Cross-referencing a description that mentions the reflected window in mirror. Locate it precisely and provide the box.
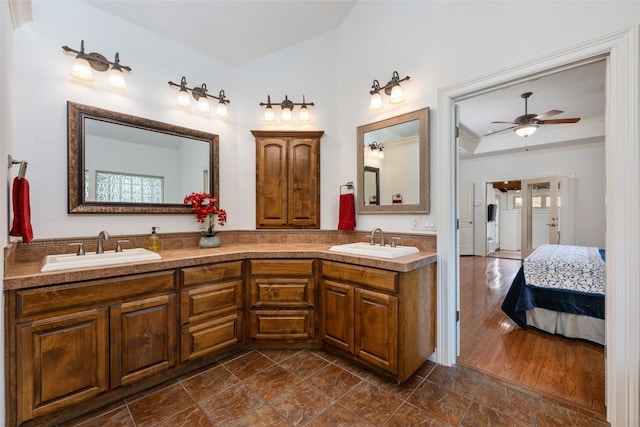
[357,108,429,214]
[68,101,219,214]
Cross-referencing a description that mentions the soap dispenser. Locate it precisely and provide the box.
[149,227,160,252]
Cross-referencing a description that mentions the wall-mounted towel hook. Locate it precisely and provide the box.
[340,181,354,194]
[8,155,28,179]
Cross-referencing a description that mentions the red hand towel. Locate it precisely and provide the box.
[338,193,356,231]
[9,177,34,243]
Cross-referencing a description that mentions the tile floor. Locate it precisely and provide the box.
[61,349,609,427]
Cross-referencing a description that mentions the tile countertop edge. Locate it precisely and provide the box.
[3,244,437,291]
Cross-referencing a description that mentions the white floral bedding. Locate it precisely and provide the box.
[523,244,606,295]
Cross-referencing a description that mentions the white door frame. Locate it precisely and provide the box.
[436,27,639,426]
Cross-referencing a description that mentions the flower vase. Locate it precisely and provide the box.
[199,235,221,248]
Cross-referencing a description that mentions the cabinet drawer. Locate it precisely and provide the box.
[250,309,314,340]
[321,261,397,293]
[16,271,175,320]
[250,278,314,308]
[181,280,243,325]
[182,261,243,286]
[250,259,314,276]
[180,312,242,363]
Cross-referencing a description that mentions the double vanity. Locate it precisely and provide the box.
[3,231,437,427]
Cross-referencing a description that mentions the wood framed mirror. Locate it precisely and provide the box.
[357,107,429,214]
[67,101,219,214]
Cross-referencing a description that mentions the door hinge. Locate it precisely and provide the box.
[456,310,460,322]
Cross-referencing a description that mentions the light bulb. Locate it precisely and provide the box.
[389,84,405,104]
[176,89,191,107]
[281,107,292,122]
[106,67,126,90]
[216,101,228,117]
[69,57,94,81]
[197,96,211,113]
[369,92,383,110]
[299,105,310,122]
[264,106,275,122]
[515,124,538,137]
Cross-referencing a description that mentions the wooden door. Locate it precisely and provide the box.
[288,138,319,228]
[256,138,288,227]
[16,308,109,424]
[320,280,354,353]
[354,288,398,374]
[110,293,176,388]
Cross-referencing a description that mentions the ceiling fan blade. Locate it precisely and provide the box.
[490,121,517,124]
[534,109,563,120]
[484,125,516,136]
[538,117,581,124]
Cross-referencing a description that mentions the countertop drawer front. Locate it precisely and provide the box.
[181,312,242,362]
[250,259,314,276]
[15,271,176,320]
[321,261,397,293]
[181,280,242,324]
[250,278,314,308]
[182,261,243,286]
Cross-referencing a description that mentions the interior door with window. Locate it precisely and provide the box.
[520,176,559,258]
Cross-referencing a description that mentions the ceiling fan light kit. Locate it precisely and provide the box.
[487,91,580,138]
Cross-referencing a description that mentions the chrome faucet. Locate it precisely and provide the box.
[369,227,385,246]
[97,230,110,254]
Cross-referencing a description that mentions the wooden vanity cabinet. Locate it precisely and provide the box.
[320,260,436,383]
[8,271,176,426]
[179,261,243,363]
[248,259,317,345]
[252,130,323,229]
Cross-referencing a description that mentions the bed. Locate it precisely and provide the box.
[501,244,605,345]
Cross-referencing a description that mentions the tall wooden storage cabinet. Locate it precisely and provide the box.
[252,130,323,228]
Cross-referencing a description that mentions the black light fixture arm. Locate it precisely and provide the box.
[259,94,315,109]
[369,70,410,95]
[62,40,132,72]
[168,76,230,104]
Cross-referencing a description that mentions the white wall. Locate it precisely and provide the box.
[8,1,639,240]
[461,142,606,254]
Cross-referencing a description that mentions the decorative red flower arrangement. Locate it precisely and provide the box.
[184,192,227,236]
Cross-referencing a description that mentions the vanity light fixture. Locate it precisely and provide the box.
[368,71,410,110]
[168,77,230,117]
[368,141,384,158]
[62,40,132,89]
[259,95,315,122]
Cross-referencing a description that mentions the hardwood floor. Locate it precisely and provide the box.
[457,256,606,418]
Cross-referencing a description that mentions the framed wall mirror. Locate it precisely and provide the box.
[357,107,429,214]
[68,101,219,214]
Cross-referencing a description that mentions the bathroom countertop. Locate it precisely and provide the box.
[3,243,437,291]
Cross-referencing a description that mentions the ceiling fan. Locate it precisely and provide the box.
[486,91,581,137]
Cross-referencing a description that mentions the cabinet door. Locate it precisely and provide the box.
[256,138,288,227]
[320,280,354,353]
[16,308,109,424]
[354,288,398,374]
[288,138,319,228]
[110,293,176,388]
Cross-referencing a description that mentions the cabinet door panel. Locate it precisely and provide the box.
[256,139,288,227]
[288,139,319,227]
[17,308,108,424]
[354,289,398,374]
[320,280,354,353]
[111,293,176,388]
[181,312,242,362]
[250,278,314,308]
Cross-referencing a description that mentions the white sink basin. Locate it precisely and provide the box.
[40,248,161,272]
[329,242,419,259]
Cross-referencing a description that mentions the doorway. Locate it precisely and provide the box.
[436,29,639,425]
